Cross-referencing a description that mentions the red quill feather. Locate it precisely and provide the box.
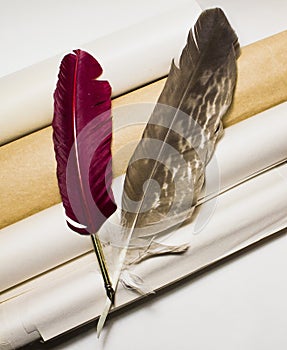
[52,49,116,235]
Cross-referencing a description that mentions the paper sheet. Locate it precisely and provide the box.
[1,102,287,294]
[0,2,201,145]
[1,163,287,348]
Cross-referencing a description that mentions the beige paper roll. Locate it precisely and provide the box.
[0,2,201,145]
[1,31,287,229]
[223,30,287,126]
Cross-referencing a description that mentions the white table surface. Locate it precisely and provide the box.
[2,1,286,349]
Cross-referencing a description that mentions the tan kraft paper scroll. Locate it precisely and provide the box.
[1,31,287,229]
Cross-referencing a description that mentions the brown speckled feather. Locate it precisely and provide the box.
[121,8,240,244]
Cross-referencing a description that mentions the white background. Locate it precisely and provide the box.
[1,0,287,349]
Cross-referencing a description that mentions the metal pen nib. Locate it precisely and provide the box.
[91,234,115,304]
[105,283,115,305]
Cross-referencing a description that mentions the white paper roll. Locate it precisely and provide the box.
[1,163,287,348]
[1,102,287,295]
[0,2,201,145]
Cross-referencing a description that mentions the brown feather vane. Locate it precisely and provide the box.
[121,8,240,245]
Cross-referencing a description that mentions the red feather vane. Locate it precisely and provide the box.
[52,49,116,235]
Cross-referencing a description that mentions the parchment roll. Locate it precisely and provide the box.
[1,31,287,230]
[0,3,201,146]
[223,30,287,126]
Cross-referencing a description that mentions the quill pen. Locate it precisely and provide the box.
[97,8,240,334]
[52,49,117,302]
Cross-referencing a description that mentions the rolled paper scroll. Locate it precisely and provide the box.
[0,3,201,146]
[1,102,287,294]
[223,30,287,126]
